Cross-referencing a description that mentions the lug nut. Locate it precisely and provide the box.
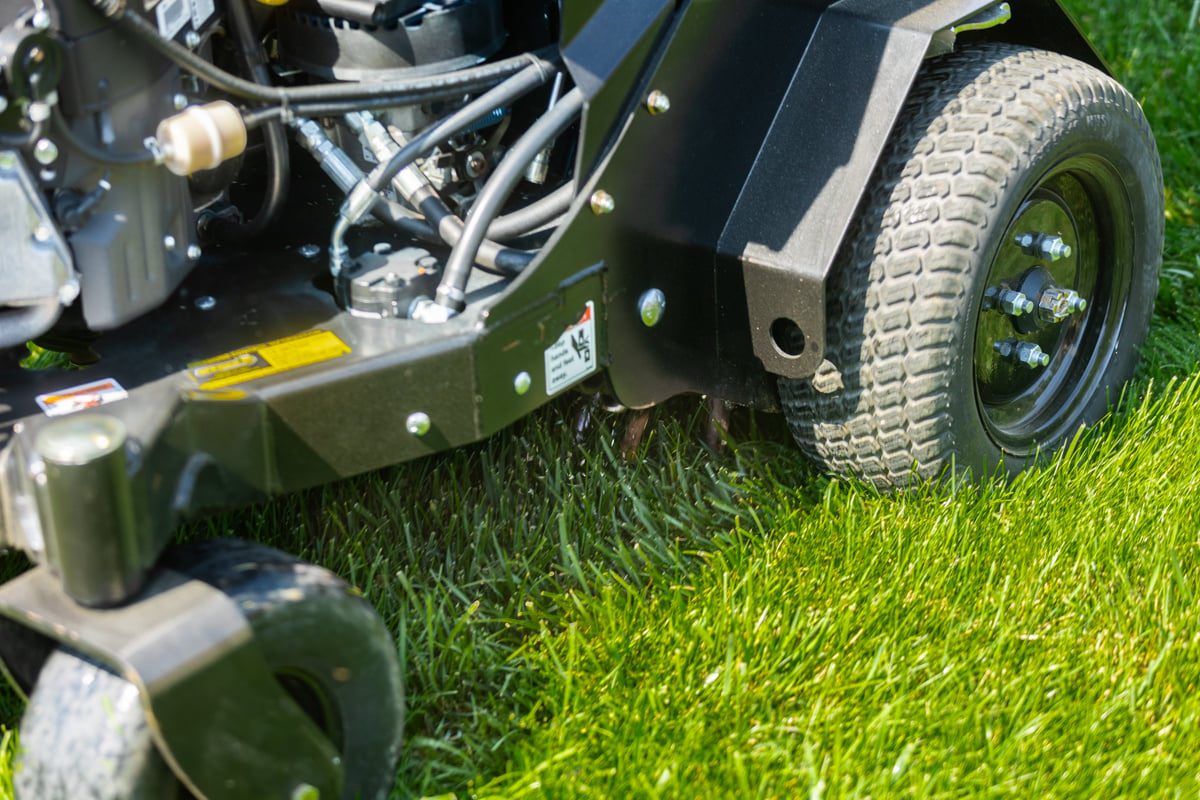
[1039,236,1072,262]
[990,288,1034,318]
[1015,232,1073,262]
[994,339,1050,369]
[1037,287,1088,324]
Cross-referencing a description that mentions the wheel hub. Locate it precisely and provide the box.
[972,159,1131,455]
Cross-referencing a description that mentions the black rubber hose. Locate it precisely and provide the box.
[206,0,288,241]
[364,62,557,195]
[50,108,154,165]
[111,6,558,107]
[436,88,584,309]
[410,186,534,275]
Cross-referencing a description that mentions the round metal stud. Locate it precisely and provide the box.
[645,90,672,115]
[514,371,532,396]
[406,412,431,436]
[589,191,615,216]
[638,289,667,327]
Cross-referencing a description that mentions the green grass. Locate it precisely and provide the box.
[3,0,1200,797]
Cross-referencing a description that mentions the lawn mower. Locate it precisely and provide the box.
[0,0,1163,796]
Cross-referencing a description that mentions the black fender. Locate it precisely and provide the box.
[720,0,1107,380]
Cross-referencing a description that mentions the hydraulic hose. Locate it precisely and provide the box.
[328,66,553,276]
[435,87,585,311]
[108,5,558,108]
[343,113,536,274]
[487,182,573,241]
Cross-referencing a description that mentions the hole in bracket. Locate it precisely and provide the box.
[770,318,806,358]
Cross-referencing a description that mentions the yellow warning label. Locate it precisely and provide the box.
[188,330,351,390]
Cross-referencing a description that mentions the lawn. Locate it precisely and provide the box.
[3,0,1200,798]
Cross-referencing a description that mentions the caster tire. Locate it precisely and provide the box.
[780,44,1163,489]
[14,540,404,800]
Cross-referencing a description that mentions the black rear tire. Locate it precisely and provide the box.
[780,44,1163,489]
[14,540,404,800]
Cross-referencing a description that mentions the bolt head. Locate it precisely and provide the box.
[514,371,532,396]
[645,90,671,115]
[465,151,488,179]
[31,9,51,30]
[638,289,667,327]
[589,190,615,216]
[187,244,202,261]
[298,244,321,259]
[32,138,58,165]
[0,152,18,171]
[33,224,52,242]
[172,93,189,111]
[184,30,201,49]
[194,295,216,311]
[58,280,79,305]
[406,412,432,436]
[163,234,177,250]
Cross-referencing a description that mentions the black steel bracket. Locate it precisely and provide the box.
[721,0,1103,380]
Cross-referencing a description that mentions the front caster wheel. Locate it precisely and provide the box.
[14,540,404,800]
[781,44,1163,488]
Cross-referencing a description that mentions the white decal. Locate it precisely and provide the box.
[36,378,129,417]
[544,301,597,395]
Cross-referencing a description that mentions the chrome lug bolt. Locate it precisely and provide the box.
[1015,232,1073,262]
[991,288,1034,318]
[1038,235,1073,262]
[994,338,1050,369]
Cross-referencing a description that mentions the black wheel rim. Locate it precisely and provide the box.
[973,154,1134,454]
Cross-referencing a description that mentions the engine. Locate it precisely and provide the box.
[0,0,569,351]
